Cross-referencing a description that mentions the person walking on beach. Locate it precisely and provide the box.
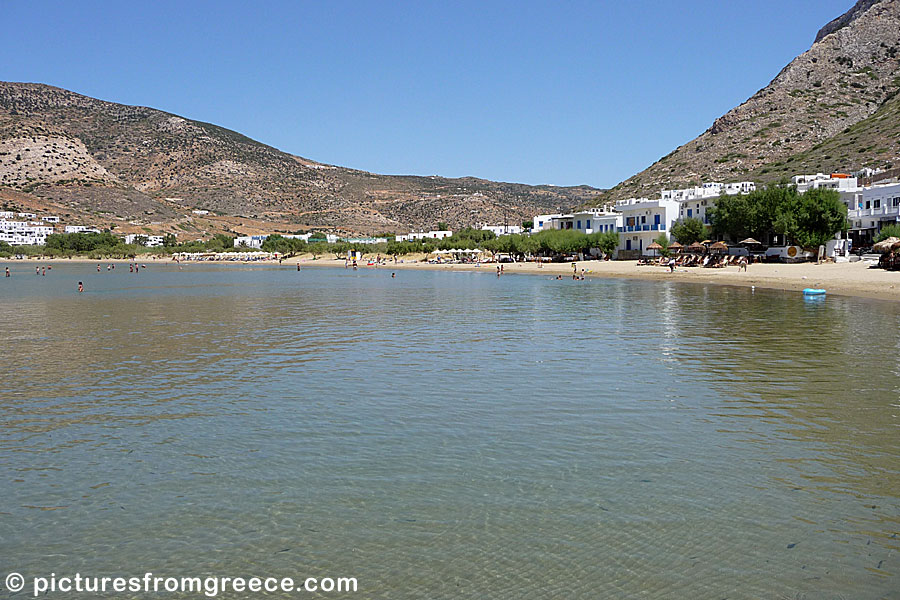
[668,257,676,273]
[739,256,748,272]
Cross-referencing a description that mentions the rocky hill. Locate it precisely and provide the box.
[602,0,900,203]
[0,83,601,233]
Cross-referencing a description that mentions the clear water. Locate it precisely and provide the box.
[1,263,898,599]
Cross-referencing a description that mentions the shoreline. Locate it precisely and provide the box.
[297,257,900,302]
[4,254,898,302]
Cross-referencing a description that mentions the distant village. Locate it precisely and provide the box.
[2,169,898,262]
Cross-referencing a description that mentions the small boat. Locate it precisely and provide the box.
[802,288,826,295]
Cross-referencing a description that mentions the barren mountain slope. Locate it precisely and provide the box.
[0,83,600,232]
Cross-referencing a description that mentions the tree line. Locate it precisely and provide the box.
[671,184,848,248]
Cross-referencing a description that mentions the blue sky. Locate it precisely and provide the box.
[2,0,852,188]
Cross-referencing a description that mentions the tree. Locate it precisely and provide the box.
[875,224,900,242]
[774,187,848,249]
[587,230,619,259]
[521,220,533,231]
[670,217,705,244]
[437,222,449,231]
[708,183,799,243]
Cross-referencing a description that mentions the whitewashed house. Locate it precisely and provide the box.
[395,230,452,242]
[615,198,680,254]
[845,182,900,244]
[480,224,523,236]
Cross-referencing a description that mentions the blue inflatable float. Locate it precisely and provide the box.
[802,288,826,295]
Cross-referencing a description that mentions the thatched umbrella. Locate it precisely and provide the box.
[739,238,761,245]
[873,236,900,253]
[646,241,663,256]
[687,242,706,253]
[668,241,683,253]
[709,241,729,253]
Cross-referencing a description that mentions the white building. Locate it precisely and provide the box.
[480,224,523,236]
[123,234,166,247]
[64,225,100,234]
[395,230,452,242]
[533,209,621,235]
[531,214,564,232]
[343,237,388,244]
[41,215,60,223]
[791,173,858,193]
[0,220,55,245]
[663,182,756,224]
[234,235,269,249]
[845,181,900,244]
[192,209,210,215]
[615,198,680,254]
[17,212,36,219]
[0,211,15,219]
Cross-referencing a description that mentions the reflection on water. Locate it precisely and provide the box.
[1,263,898,599]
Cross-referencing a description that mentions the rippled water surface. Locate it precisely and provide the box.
[1,263,899,599]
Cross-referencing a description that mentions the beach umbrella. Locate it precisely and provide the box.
[739,238,761,245]
[668,241,683,253]
[646,241,663,257]
[701,239,713,245]
[709,241,729,251]
[873,237,900,253]
[687,242,706,253]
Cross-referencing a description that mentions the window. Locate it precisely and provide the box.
[687,209,693,218]
[892,197,900,207]
[576,220,581,229]
[538,220,543,227]
[586,220,591,229]
[866,201,871,209]
[641,216,646,224]
[874,200,881,208]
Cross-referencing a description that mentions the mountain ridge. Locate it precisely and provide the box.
[0,81,601,234]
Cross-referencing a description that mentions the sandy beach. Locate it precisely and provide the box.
[297,256,900,301]
[6,254,898,301]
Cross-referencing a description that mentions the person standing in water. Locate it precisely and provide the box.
[5,267,9,277]
[77,281,84,293]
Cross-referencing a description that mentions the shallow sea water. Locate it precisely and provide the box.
[1,263,898,598]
